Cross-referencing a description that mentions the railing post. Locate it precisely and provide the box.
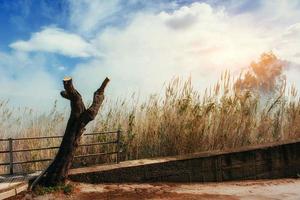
[116,129,121,164]
[8,138,14,175]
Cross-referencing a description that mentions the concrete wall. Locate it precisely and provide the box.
[69,139,300,183]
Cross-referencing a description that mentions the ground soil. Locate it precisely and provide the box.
[10,178,300,200]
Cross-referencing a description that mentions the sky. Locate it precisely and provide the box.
[0,0,300,111]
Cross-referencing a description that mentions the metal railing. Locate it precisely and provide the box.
[0,130,122,175]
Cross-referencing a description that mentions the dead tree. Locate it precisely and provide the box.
[32,77,110,188]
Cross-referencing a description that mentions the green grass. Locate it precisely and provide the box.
[34,183,74,195]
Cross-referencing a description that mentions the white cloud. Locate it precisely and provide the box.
[161,3,216,30]
[275,23,300,64]
[255,1,300,26]
[10,27,96,58]
[0,51,62,110]
[3,1,300,110]
[68,0,121,35]
[68,2,300,100]
[70,3,267,97]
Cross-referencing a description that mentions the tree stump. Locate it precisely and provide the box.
[32,77,110,188]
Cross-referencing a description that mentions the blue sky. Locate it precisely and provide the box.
[0,0,300,110]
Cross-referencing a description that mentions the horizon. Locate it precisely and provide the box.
[0,0,300,111]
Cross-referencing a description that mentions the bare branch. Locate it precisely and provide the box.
[62,77,77,98]
[84,77,110,122]
[97,77,110,93]
[61,76,85,115]
[60,91,70,100]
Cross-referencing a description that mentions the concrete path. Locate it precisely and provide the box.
[0,172,39,200]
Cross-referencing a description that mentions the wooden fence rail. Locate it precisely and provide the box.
[0,130,122,175]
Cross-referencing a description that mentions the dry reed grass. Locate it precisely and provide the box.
[1,53,300,174]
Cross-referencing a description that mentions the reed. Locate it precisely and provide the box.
[1,53,300,174]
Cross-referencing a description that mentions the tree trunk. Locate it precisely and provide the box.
[33,77,109,187]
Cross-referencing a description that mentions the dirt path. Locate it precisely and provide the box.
[12,178,300,200]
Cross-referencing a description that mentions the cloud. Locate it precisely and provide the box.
[68,0,121,35]
[3,1,300,110]
[0,51,62,110]
[68,2,300,100]
[275,23,300,64]
[10,27,96,58]
[70,2,271,97]
[161,3,215,30]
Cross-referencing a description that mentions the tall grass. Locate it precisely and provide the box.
[94,72,300,161]
[1,70,300,174]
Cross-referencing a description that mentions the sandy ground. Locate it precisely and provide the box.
[12,178,300,200]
